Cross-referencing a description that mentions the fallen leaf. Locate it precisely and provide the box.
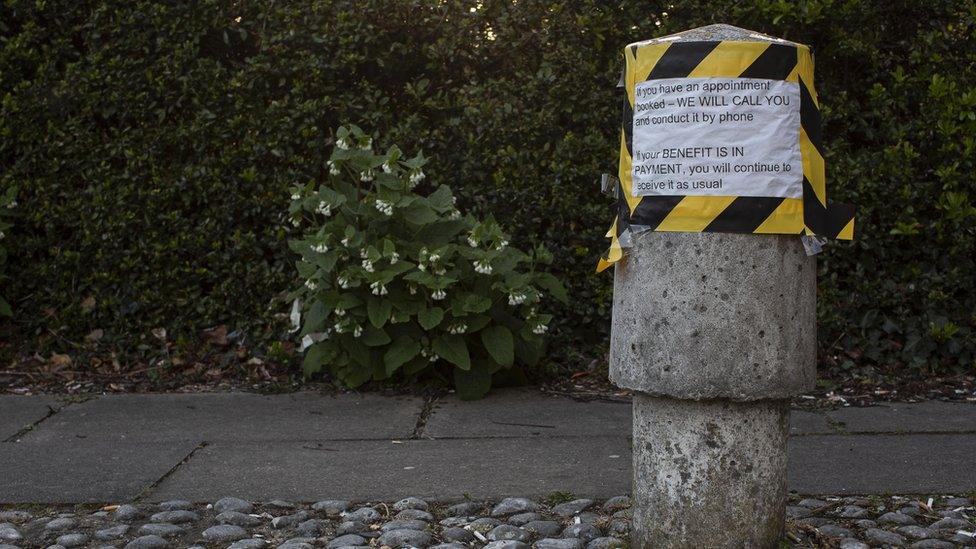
[81,296,96,313]
[202,325,229,346]
[151,327,167,341]
[48,353,72,369]
[85,329,104,343]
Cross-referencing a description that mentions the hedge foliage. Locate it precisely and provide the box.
[1,0,974,375]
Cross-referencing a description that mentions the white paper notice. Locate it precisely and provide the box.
[631,77,802,198]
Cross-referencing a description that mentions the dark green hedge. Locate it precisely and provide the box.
[1,0,973,375]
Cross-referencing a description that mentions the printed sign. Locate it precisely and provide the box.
[631,78,801,199]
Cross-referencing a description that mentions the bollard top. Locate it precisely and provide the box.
[630,23,802,46]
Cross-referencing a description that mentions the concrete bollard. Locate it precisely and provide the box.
[609,26,817,549]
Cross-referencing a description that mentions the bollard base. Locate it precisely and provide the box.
[632,394,790,549]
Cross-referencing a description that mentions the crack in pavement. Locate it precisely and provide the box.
[2,401,70,443]
[134,440,208,502]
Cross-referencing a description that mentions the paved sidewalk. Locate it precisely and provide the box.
[1,390,974,503]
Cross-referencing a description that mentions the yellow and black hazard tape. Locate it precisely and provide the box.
[598,39,855,272]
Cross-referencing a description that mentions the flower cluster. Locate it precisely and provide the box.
[473,260,493,275]
[374,199,394,216]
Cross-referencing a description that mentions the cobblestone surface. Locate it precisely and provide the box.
[0,494,972,548]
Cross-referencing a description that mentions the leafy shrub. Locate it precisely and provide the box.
[289,126,566,398]
[0,186,15,316]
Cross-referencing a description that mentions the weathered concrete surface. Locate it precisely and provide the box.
[149,437,632,502]
[424,388,631,438]
[826,400,976,434]
[21,392,422,442]
[0,438,199,503]
[789,433,976,494]
[610,231,816,400]
[0,395,60,440]
[633,395,789,548]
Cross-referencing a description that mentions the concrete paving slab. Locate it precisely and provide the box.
[151,432,976,502]
[23,392,422,443]
[827,401,976,434]
[788,433,976,494]
[789,410,834,435]
[0,395,60,440]
[0,438,199,503]
[425,390,835,438]
[425,389,632,438]
[149,437,633,502]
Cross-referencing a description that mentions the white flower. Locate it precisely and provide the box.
[374,199,393,216]
[452,196,457,205]
[289,299,301,333]
[409,285,418,295]
[448,323,468,335]
[291,217,301,227]
[6,200,15,209]
[449,209,461,220]
[428,253,440,263]
[341,236,350,246]
[382,162,394,174]
[337,276,350,289]
[334,308,346,317]
[333,322,345,333]
[316,201,332,216]
[327,160,340,176]
[474,260,493,275]
[312,243,329,253]
[361,138,372,151]
[432,289,446,301]
[418,263,427,272]
[532,323,549,335]
[359,247,368,258]
[467,236,478,247]
[353,324,363,337]
[304,279,318,291]
[421,349,439,362]
[433,266,446,276]
[390,252,399,264]
[370,281,388,296]
[0,231,4,240]
[336,137,350,150]
[290,192,302,200]
[360,169,374,182]
[409,170,425,187]
[362,259,375,273]
[496,239,509,249]
[508,292,527,306]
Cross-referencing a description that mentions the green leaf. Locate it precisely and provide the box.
[300,300,328,336]
[463,294,492,313]
[418,307,444,330]
[303,342,335,376]
[427,185,454,212]
[415,219,469,244]
[514,335,543,366]
[345,336,371,369]
[433,335,470,370]
[367,299,393,328]
[384,336,421,375]
[400,202,438,225]
[453,362,492,400]
[0,297,10,317]
[481,325,514,366]
[362,326,391,346]
[535,272,569,303]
